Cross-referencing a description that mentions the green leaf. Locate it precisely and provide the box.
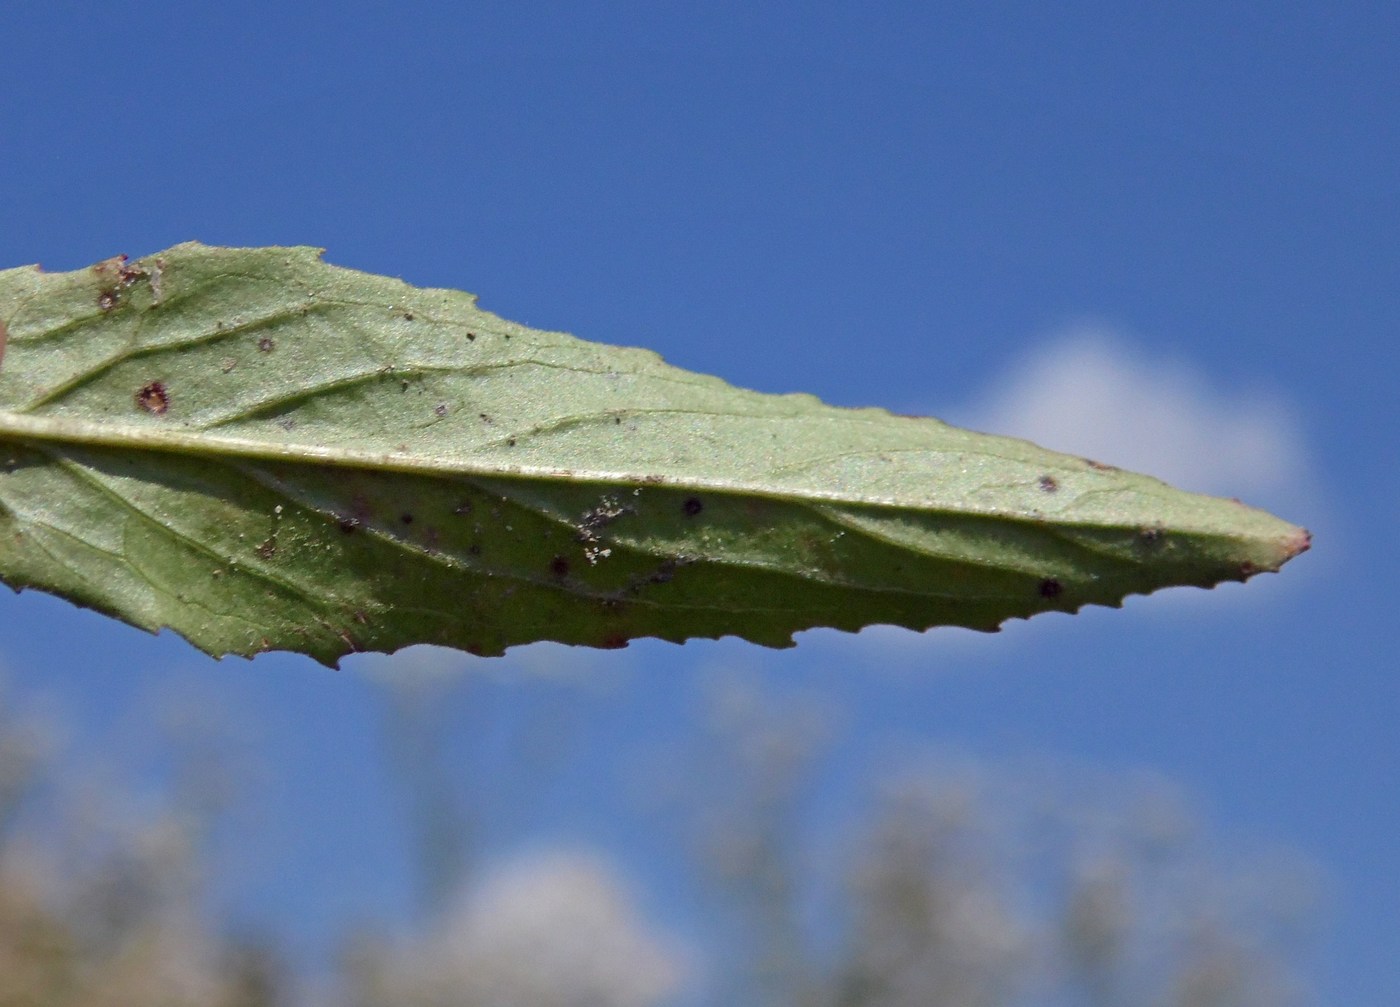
[0,244,1309,666]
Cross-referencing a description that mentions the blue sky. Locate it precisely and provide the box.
[1,3,1396,1002]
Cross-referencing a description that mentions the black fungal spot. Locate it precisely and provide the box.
[403,311,415,321]
[399,512,414,525]
[682,497,704,517]
[1138,526,1163,546]
[503,333,512,340]
[550,555,571,577]
[479,413,492,423]
[98,290,119,312]
[614,416,622,425]
[1038,577,1063,599]
[507,438,517,447]
[135,382,170,415]
[1038,475,1059,493]
[338,517,360,534]
[434,403,449,417]
[257,336,275,352]
[466,332,476,341]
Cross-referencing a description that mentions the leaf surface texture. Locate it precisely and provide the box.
[0,245,1309,665]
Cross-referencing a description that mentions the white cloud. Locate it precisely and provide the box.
[949,327,1309,507]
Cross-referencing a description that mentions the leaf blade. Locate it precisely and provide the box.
[0,244,1309,665]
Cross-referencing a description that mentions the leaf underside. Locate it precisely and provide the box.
[0,245,1309,666]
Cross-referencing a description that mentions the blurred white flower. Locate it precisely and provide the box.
[389,850,685,1007]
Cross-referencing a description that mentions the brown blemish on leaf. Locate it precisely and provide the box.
[255,539,277,560]
[598,633,629,650]
[1038,577,1063,598]
[1038,475,1058,493]
[135,382,170,415]
[1138,526,1164,546]
[550,555,571,577]
[466,332,476,341]
[1083,458,1117,472]
[1285,528,1313,558]
[682,496,704,517]
[507,438,517,447]
[337,517,360,534]
[98,289,119,312]
[257,336,275,352]
[399,512,414,525]
[434,403,449,417]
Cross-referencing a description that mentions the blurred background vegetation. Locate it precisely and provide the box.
[0,655,1322,1007]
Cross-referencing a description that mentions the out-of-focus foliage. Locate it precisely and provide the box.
[0,702,280,1007]
[0,675,1320,1007]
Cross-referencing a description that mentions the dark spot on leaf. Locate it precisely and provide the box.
[403,310,415,321]
[338,517,360,534]
[1084,458,1117,472]
[479,413,492,423]
[1138,526,1163,546]
[468,543,482,556]
[507,438,516,447]
[278,418,296,431]
[1038,475,1058,493]
[504,333,512,340]
[598,634,629,650]
[453,500,474,516]
[550,555,571,577]
[434,403,448,417]
[399,512,414,525]
[255,539,277,560]
[1239,561,1259,578]
[98,289,119,312]
[135,382,170,415]
[682,497,704,517]
[257,336,275,352]
[1038,577,1063,599]
[614,416,622,424]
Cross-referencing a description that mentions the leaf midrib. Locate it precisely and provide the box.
[0,410,1010,511]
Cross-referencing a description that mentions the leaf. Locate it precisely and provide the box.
[0,244,1309,666]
